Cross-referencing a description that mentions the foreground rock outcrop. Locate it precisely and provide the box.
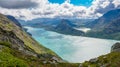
[80,42,120,67]
[111,42,120,52]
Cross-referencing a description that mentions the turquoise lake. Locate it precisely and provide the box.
[25,26,119,63]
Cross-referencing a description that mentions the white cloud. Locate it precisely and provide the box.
[0,0,120,20]
[0,0,38,9]
[112,0,120,8]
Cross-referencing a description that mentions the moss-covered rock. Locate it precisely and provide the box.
[81,46,120,67]
[111,43,120,52]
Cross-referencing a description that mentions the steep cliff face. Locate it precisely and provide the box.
[0,13,59,56]
[0,14,64,66]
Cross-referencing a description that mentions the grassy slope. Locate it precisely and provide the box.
[81,52,120,67]
[0,14,57,56]
[0,42,79,67]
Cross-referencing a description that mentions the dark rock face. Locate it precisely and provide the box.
[111,43,120,52]
[89,58,98,63]
[104,18,120,34]
[7,15,32,36]
[0,27,37,56]
[6,15,22,28]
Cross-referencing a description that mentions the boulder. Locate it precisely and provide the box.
[111,42,120,52]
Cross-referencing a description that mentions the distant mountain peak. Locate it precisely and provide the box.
[102,9,120,20]
[60,19,77,27]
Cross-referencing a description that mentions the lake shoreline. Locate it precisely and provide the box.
[24,26,119,63]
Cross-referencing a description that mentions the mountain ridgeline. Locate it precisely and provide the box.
[6,15,22,28]
[87,9,120,30]
[20,18,85,36]
[86,9,120,40]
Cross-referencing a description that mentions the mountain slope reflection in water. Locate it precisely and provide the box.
[24,26,119,63]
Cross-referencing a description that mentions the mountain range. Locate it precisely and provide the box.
[85,9,120,40]
[19,9,120,40]
[19,18,87,36]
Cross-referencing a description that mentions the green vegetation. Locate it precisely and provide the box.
[0,42,28,67]
[0,41,11,48]
[81,52,120,67]
[0,52,28,67]
[0,14,80,67]
[0,42,79,67]
[0,14,58,56]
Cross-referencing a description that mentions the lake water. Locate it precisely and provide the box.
[24,26,119,63]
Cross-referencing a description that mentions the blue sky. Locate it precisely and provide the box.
[48,0,65,4]
[48,0,93,7]
[70,0,93,6]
